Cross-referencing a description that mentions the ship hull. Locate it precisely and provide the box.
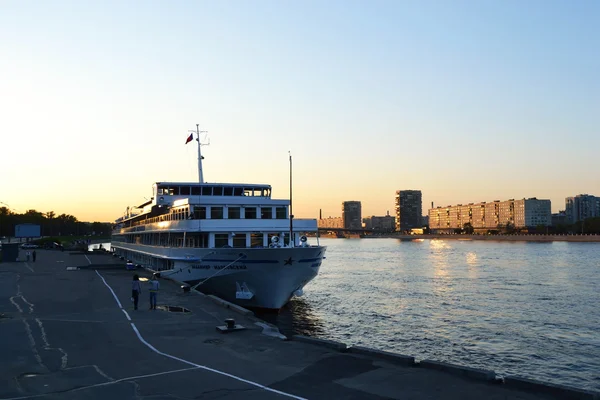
[111,243,326,310]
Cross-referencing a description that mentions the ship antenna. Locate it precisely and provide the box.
[289,151,294,247]
[191,124,208,183]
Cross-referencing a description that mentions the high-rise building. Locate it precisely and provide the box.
[342,201,362,230]
[565,194,600,224]
[395,190,422,232]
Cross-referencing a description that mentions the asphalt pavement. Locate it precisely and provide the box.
[0,249,596,400]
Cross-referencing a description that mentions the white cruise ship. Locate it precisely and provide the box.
[111,126,326,310]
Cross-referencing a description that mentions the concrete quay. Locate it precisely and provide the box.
[1,249,598,400]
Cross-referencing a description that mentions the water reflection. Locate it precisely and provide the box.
[466,251,479,278]
[255,297,325,337]
[430,239,451,278]
[466,251,478,266]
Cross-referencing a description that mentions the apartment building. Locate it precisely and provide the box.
[395,190,422,232]
[318,216,344,229]
[565,194,600,224]
[342,201,362,230]
[429,198,551,232]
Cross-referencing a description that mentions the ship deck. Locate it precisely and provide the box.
[0,249,596,400]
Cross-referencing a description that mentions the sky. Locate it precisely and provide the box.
[0,0,598,222]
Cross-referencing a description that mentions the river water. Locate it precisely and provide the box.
[260,238,600,392]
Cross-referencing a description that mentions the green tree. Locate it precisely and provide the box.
[45,211,56,236]
[0,206,10,237]
[504,222,516,234]
[463,222,474,234]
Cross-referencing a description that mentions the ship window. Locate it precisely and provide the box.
[157,187,166,195]
[194,207,206,219]
[180,187,190,195]
[224,187,233,196]
[234,187,243,196]
[245,207,257,219]
[244,188,253,196]
[276,207,287,219]
[251,233,263,247]
[261,207,273,219]
[214,234,228,248]
[171,187,179,195]
[213,186,223,196]
[191,187,201,195]
[232,234,246,248]
[228,207,241,219]
[211,207,224,219]
[201,187,211,195]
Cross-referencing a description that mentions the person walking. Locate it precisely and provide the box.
[32,250,37,262]
[149,274,160,310]
[131,274,142,310]
[26,251,31,262]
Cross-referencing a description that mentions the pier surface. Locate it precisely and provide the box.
[1,250,597,400]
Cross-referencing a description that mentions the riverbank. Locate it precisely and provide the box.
[363,234,600,242]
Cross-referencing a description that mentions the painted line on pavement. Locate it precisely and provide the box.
[121,309,131,321]
[95,270,123,309]
[94,270,306,400]
[1,366,201,400]
[24,263,34,272]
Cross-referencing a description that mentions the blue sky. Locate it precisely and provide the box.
[1,1,598,221]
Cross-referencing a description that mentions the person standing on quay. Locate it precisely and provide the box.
[131,274,142,310]
[32,250,36,262]
[26,251,31,262]
[149,274,160,310]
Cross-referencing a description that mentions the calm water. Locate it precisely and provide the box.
[261,238,600,392]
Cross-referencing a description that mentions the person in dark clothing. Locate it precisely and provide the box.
[131,274,142,310]
[32,251,36,262]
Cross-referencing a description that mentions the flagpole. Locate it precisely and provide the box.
[289,151,293,247]
[196,124,204,183]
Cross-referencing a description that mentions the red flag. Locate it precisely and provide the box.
[185,133,193,144]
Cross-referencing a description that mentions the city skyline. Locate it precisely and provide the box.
[1,1,598,223]
[318,192,595,220]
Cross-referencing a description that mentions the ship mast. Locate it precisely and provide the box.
[195,124,207,183]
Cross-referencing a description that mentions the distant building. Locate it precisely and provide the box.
[428,198,551,232]
[551,210,567,226]
[422,215,429,227]
[342,201,362,230]
[363,211,395,232]
[318,216,344,229]
[395,190,422,232]
[565,194,600,224]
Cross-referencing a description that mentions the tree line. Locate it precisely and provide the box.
[0,207,112,238]
[459,217,600,235]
